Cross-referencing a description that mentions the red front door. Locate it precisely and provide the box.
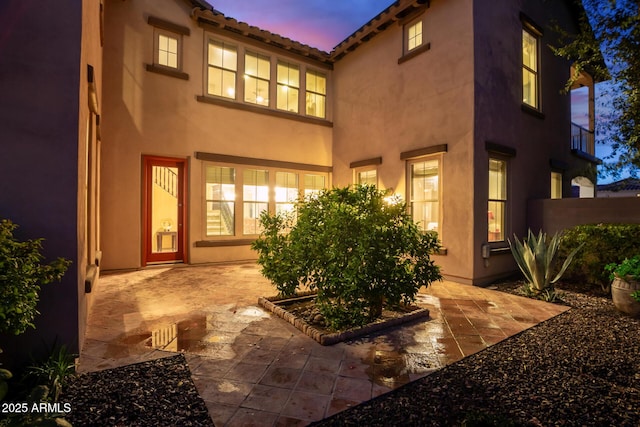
[142,156,187,265]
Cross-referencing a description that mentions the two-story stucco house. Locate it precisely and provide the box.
[100,0,599,285]
[0,0,600,366]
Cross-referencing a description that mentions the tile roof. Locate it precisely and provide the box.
[597,178,640,192]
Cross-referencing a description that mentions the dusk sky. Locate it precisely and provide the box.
[210,0,393,52]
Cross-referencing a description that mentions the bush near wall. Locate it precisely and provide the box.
[559,224,640,292]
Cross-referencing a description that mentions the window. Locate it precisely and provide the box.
[244,51,270,106]
[204,164,328,238]
[205,166,236,236]
[277,61,300,113]
[148,16,190,77]
[304,174,325,198]
[208,40,237,99]
[243,169,269,235]
[275,172,298,216]
[551,172,562,199]
[306,70,326,118]
[522,28,539,109]
[356,169,377,186]
[409,159,440,232]
[407,20,423,51]
[488,158,507,242]
[157,33,179,69]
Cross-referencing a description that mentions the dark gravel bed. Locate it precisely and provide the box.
[61,354,213,427]
[312,286,640,427]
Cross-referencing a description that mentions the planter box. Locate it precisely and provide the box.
[258,292,430,345]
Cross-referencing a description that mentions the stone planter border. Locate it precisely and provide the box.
[258,292,430,345]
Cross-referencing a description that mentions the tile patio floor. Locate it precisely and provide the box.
[78,262,568,426]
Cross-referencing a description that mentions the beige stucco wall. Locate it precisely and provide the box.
[77,0,104,352]
[102,0,332,270]
[332,0,476,282]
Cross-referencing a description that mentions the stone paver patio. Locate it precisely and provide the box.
[78,262,568,426]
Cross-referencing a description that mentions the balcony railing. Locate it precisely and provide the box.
[571,122,595,156]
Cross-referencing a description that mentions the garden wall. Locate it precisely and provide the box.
[528,197,640,235]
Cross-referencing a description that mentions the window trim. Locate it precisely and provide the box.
[305,69,327,119]
[488,156,508,244]
[244,50,271,106]
[406,154,443,235]
[202,32,332,121]
[206,38,239,100]
[521,23,541,111]
[146,17,190,79]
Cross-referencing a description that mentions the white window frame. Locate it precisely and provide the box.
[407,155,442,234]
[276,61,300,113]
[244,50,271,106]
[154,28,181,70]
[305,69,327,119]
[207,38,238,100]
[405,18,424,53]
[522,26,541,110]
[488,157,508,243]
[354,167,378,187]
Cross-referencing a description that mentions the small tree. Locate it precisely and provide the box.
[252,185,442,330]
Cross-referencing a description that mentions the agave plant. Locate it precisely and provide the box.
[508,229,583,294]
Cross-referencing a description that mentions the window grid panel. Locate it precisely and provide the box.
[488,158,507,242]
[304,174,325,197]
[158,34,179,68]
[208,40,237,99]
[410,160,439,232]
[275,172,299,216]
[243,169,269,235]
[277,62,300,112]
[357,170,377,186]
[244,52,270,105]
[205,166,236,236]
[522,29,539,108]
[408,21,423,51]
[306,70,327,118]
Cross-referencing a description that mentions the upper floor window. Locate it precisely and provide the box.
[306,70,326,118]
[147,16,190,79]
[522,28,540,109]
[207,40,237,99]
[157,33,179,69]
[409,158,440,233]
[488,158,507,242]
[407,20,423,51]
[244,51,270,106]
[277,61,300,113]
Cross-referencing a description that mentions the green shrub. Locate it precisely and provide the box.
[559,224,640,292]
[0,219,71,336]
[252,185,442,330]
[508,229,582,297]
[604,255,640,281]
